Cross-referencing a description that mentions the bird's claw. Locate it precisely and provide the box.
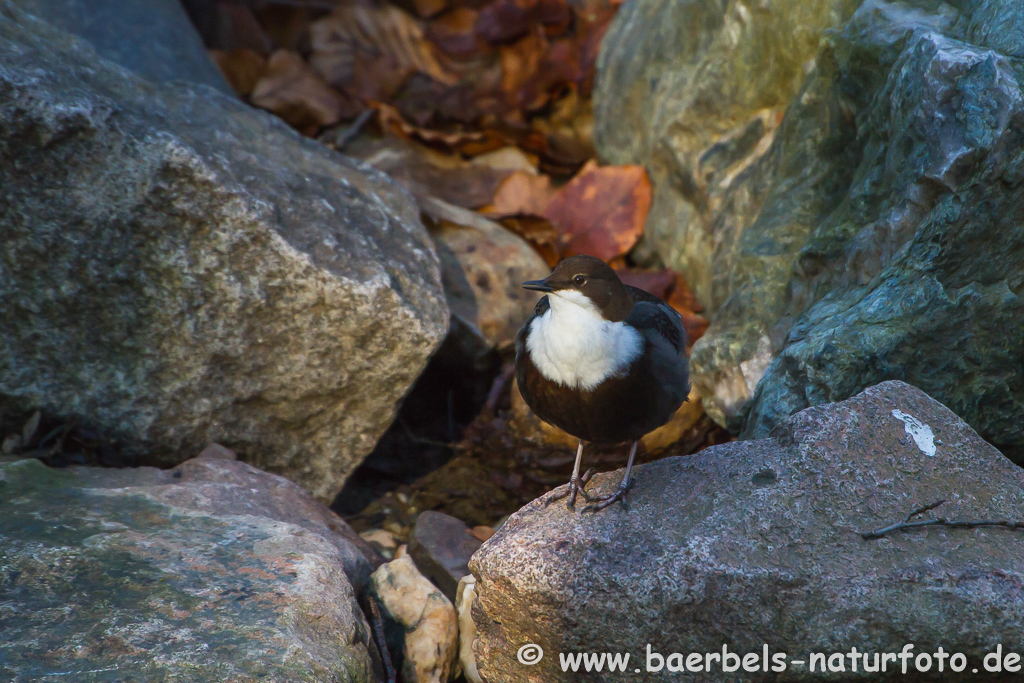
[545,468,597,510]
[582,476,634,513]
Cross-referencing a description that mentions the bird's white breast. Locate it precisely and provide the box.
[526,291,643,391]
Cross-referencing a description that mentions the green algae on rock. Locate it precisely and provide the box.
[595,0,1024,456]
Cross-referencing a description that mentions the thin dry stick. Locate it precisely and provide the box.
[862,499,1024,540]
[368,597,397,683]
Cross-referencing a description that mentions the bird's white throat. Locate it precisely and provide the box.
[526,290,643,391]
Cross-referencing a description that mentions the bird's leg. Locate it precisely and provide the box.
[583,441,639,513]
[545,440,597,509]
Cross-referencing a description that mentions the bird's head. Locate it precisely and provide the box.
[522,255,633,322]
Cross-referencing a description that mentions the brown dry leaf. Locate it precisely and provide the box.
[484,170,554,217]
[349,136,511,209]
[497,215,561,267]
[209,2,274,54]
[309,4,457,102]
[425,7,484,58]
[210,48,267,97]
[471,146,538,174]
[251,50,359,135]
[373,102,510,155]
[499,27,551,114]
[254,5,313,52]
[468,525,496,542]
[475,0,571,43]
[541,163,652,261]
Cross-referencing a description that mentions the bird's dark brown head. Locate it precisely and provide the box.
[522,255,633,321]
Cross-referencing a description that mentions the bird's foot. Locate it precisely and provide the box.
[582,476,634,513]
[544,468,597,510]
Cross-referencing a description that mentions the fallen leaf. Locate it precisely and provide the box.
[255,5,313,52]
[484,170,554,217]
[209,48,267,97]
[309,4,457,104]
[208,2,274,54]
[410,0,448,19]
[499,27,550,113]
[373,102,510,155]
[475,0,571,43]
[497,215,561,267]
[349,136,511,209]
[251,50,359,134]
[542,163,651,261]
[468,525,496,541]
[471,146,539,174]
[425,7,484,58]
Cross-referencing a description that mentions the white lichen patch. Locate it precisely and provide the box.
[891,409,936,457]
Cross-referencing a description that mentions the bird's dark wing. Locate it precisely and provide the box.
[532,294,550,317]
[625,289,687,356]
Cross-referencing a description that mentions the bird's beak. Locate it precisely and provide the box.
[522,278,554,292]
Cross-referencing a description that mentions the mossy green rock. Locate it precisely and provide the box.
[0,458,380,682]
[595,1,1024,457]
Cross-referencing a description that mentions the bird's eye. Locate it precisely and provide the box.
[573,274,586,285]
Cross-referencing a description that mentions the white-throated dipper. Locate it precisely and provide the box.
[515,255,690,512]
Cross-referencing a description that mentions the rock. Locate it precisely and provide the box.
[10,0,231,92]
[0,457,382,682]
[470,381,1024,682]
[0,4,449,501]
[371,548,460,683]
[596,0,1024,457]
[196,442,237,461]
[455,575,482,683]
[361,528,400,560]
[423,198,547,356]
[409,510,484,600]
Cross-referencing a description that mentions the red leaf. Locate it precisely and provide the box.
[541,163,651,261]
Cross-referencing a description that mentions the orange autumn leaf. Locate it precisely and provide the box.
[484,170,554,217]
[542,163,651,261]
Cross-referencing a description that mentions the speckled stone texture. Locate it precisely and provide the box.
[0,4,449,501]
[595,0,1024,459]
[0,457,383,682]
[470,381,1024,682]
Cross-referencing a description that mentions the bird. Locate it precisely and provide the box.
[514,255,690,512]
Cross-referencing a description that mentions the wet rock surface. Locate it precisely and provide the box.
[409,510,483,600]
[0,457,382,682]
[0,4,449,501]
[595,0,1024,457]
[10,0,230,91]
[469,381,1024,682]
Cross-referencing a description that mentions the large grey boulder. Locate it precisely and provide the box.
[10,0,231,92]
[470,381,1024,682]
[595,0,1024,461]
[0,456,383,682]
[0,4,449,501]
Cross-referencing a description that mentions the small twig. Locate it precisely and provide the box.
[485,363,515,413]
[862,499,1024,540]
[397,418,458,450]
[368,597,397,683]
[331,109,374,152]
